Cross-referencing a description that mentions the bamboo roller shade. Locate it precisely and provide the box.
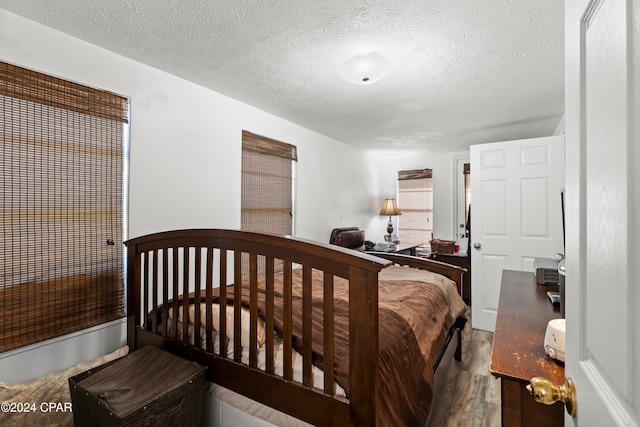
[0,61,127,353]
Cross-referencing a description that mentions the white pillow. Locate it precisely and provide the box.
[172,303,266,349]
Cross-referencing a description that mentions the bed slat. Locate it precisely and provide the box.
[248,253,259,368]
[171,248,179,341]
[282,260,293,381]
[233,251,242,362]
[193,247,202,349]
[151,250,159,334]
[265,257,275,374]
[205,247,214,353]
[323,272,335,395]
[181,248,189,344]
[162,249,169,338]
[219,250,228,358]
[143,252,150,337]
[301,266,313,388]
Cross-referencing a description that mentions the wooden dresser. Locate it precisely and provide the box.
[490,270,565,427]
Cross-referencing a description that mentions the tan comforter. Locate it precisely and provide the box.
[206,265,467,427]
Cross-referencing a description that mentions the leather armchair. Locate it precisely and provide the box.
[329,227,366,252]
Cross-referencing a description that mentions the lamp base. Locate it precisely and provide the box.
[385,217,394,242]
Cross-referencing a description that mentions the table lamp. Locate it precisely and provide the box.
[379,198,402,242]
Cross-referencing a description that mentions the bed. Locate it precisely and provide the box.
[124,229,467,426]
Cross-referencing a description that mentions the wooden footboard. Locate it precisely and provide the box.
[366,252,466,297]
[125,229,390,426]
[124,229,466,426]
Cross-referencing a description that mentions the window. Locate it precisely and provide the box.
[397,169,433,245]
[0,61,128,352]
[241,130,297,236]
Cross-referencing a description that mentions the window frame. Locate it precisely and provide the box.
[0,61,129,353]
[240,130,297,236]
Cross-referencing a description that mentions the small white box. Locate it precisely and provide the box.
[544,318,566,362]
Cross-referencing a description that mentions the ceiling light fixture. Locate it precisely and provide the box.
[340,52,391,85]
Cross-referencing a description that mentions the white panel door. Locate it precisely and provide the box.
[470,136,565,332]
[563,0,639,424]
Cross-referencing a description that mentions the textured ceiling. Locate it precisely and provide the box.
[0,0,564,154]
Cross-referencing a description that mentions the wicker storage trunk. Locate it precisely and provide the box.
[429,239,456,254]
[69,346,207,427]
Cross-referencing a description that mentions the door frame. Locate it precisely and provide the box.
[453,155,470,253]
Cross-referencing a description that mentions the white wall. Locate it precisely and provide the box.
[0,9,384,382]
[553,114,566,135]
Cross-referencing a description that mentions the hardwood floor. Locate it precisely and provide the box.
[427,309,502,427]
[0,308,500,427]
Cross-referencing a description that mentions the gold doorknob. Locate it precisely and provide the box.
[526,377,577,416]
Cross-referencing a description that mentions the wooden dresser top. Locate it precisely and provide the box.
[490,269,565,385]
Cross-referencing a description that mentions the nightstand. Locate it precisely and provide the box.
[390,242,421,256]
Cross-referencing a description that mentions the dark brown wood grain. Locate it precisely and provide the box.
[369,252,466,297]
[490,269,564,427]
[433,252,471,304]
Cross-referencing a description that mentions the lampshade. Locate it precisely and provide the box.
[379,198,402,216]
[340,52,391,84]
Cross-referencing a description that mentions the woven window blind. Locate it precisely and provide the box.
[241,130,296,235]
[0,61,128,353]
[397,169,433,244]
